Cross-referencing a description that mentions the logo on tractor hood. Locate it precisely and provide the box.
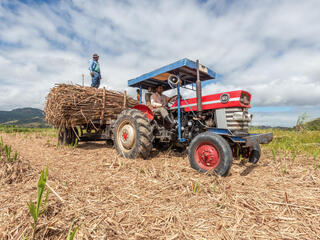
[220,93,230,103]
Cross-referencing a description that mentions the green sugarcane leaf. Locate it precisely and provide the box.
[21,232,28,240]
[66,221,80,240]
[36,171,45,216]
[41,189,50,214]
[6,145,11,159]
[36,188,44,215]
[66,224,73,239]
[36,166,49,216]
[70,226,80,240]
[13,151,18,161]
[44,189,50,207]
[4,145,8,158]
[66,221,75,240]
[27,201,37,223]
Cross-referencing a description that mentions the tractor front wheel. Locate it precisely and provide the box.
[113,109,153,159]
[188,132,233,176]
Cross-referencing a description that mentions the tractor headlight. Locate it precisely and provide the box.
[240,93,250,105]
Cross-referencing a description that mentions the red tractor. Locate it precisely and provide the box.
[112,58,273,176]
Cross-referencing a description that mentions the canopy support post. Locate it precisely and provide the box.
[139,85,142,104]
[177,73,185,142]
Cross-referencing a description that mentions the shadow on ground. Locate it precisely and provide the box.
[77,141,113,150]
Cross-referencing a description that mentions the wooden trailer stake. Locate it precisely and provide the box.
[123,90,127,109]
[100,87,106,127]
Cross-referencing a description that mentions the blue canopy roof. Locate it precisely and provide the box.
[128,58,216,90]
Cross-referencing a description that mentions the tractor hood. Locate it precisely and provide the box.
[170,90,251,112]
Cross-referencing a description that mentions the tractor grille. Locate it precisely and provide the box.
[225,107,250,133]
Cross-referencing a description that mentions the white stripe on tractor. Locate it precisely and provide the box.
[170,97,241,110]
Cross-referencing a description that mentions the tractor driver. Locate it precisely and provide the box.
[150,85,176,128]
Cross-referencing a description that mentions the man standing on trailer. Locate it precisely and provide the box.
[151,85,175,128]
[89,53,101,88]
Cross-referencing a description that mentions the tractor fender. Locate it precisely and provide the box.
[132,104,154,121]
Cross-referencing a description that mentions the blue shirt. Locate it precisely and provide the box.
[89,59,101,75]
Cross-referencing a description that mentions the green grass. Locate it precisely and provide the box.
[0,125,57,138]
[192,181,199,194]
[27,165,50,239]
[0,125,49,133]
[251,128,320,156]
[303,118,320,131]
[0,140,18,162]
[66,220,80,240]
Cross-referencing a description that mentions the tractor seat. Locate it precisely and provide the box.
[145,92,152,106]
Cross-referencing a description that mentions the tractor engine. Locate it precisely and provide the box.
[170,90,252,138]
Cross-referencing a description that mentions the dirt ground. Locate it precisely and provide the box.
[0,132,320,240]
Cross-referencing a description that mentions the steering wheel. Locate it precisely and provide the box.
[165,95,179,108]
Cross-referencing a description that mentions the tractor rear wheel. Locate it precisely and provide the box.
[188,132,233,176]
[113,109,153,159]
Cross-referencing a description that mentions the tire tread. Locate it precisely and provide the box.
[113,109,153,159]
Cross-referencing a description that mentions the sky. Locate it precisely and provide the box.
[0,0,319,127]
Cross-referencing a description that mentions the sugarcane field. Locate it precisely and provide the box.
[1,1,320,240]
[1,124,320,239]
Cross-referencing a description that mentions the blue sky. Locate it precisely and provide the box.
[0,0,320,127]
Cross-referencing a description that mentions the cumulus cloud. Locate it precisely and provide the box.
[0,0,319,126]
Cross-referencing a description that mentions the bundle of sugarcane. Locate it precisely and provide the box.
[44,84,139,128]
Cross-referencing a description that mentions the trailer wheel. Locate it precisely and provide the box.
[58,127,78,146]
[188,132,233,176]
[58,127,66,145]
[113,109,153,159]
[154,140,171,151]
[248,143,261,164]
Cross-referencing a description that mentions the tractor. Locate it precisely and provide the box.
[112,58,273,176]
[57,58,272,176]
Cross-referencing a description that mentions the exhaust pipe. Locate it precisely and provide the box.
[196,59,202,114]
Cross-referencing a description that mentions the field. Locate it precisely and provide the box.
[0,126,320,239]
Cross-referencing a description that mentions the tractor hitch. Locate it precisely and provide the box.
[243,133,273,147]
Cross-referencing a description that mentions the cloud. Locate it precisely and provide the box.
[251,105,320,127]
[0,0,319,126]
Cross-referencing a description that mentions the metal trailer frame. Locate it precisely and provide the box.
[127,58,273,147]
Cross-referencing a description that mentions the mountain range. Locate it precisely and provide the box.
[0,107,47,127]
